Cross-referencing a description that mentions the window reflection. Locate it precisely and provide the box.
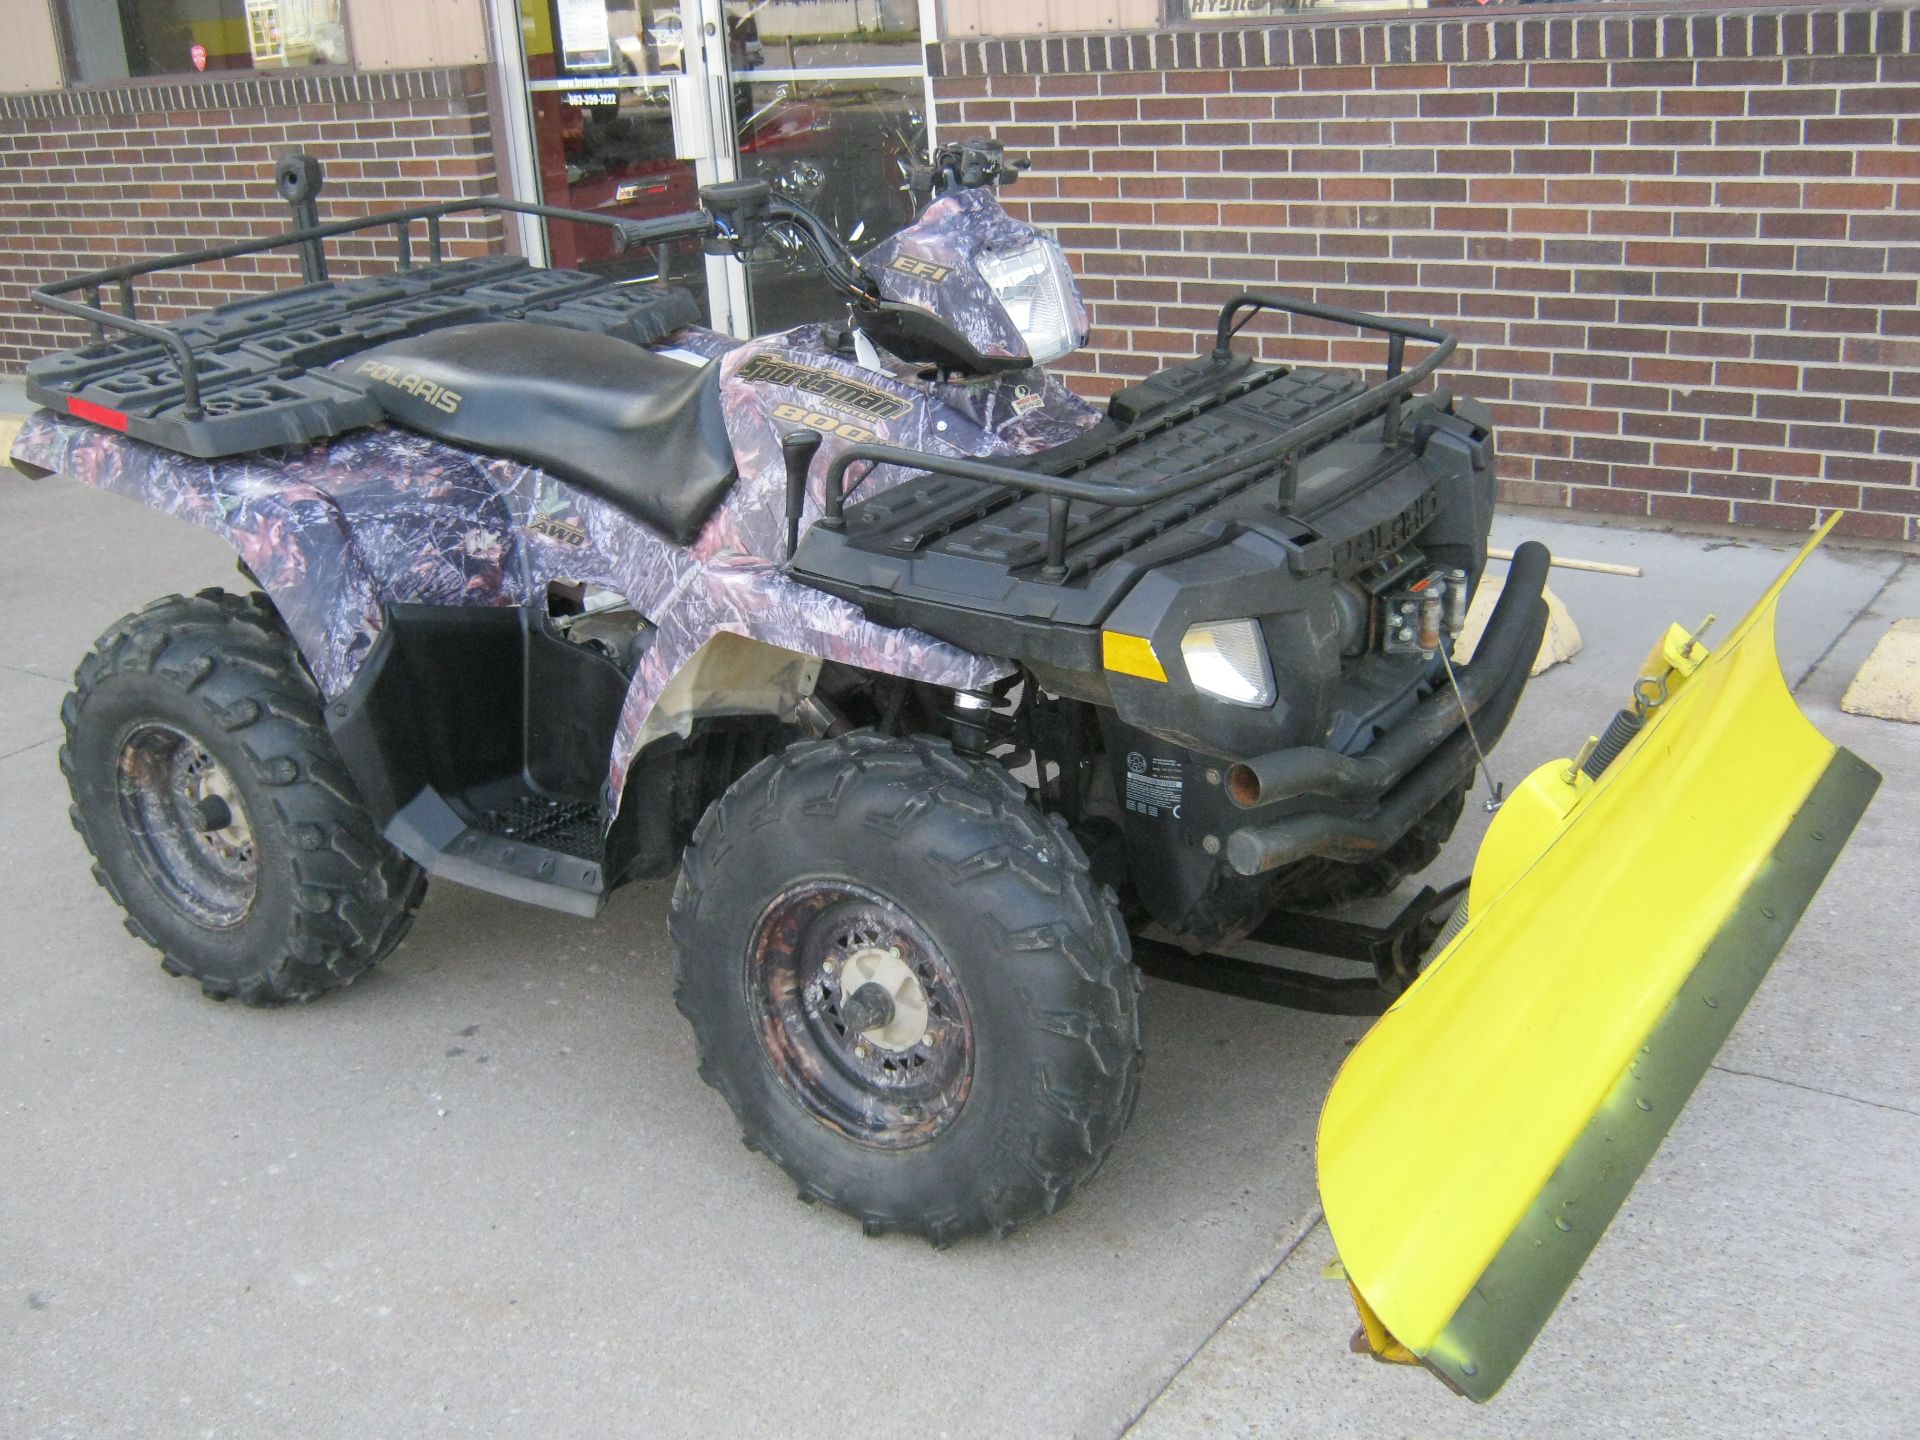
[517,2,929,330]
[57,0,347,80]
[734,77,927,332]
[731,0,924,71]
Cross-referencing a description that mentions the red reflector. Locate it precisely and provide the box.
[68,396,129,432]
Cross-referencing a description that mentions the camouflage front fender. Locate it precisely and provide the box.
[1318,516,1880,1400]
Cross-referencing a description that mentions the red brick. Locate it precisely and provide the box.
[1572,486,1652,517]
[1733,501,1821,530]
[904,48,1920,542]
[1652,494,1736,524]
[1830,510,1911,540]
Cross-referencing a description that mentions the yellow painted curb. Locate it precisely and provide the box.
[1840,618,1920,724]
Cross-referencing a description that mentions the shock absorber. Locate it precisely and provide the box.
[948,690,995,758]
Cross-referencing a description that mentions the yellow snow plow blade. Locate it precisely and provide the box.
[1318,517,1880,1401]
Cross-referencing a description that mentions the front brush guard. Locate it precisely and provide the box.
[1224,542,1549,877]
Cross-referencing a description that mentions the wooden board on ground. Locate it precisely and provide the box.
[1455,579,1581,676]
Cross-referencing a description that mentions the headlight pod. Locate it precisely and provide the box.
[975,238,1079,366]
[1181,619,1276,708]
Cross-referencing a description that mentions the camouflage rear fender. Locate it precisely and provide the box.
[7,325,1086,819]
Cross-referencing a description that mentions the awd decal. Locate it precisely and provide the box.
[355,359,462,414]
[887,253,954,284]
[736,353,914,422]
[771,402,875,444]
[528,513,589,547]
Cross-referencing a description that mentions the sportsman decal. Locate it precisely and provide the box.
[735,354,915,423]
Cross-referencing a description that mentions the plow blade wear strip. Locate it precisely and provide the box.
[1317,516,1880,1401]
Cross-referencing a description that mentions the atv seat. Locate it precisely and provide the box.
[334,320,736,544]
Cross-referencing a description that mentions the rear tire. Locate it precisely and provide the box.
[60,590,426,1004]
[670,733,1143,1244]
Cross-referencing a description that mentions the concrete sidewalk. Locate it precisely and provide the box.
[2,420,1915,1437]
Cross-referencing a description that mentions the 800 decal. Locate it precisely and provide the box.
[772,402,876,443]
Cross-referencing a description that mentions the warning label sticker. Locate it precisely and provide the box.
[1123,752,1184,820]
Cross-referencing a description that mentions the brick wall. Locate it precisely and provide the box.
[0,67,503,375]
[931,6,1920,542]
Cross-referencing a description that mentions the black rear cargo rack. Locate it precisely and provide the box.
[815,294,1455,579]
[28,174,716,456]
[32,196,716,410]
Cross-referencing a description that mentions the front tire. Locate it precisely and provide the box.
[669,734,1143,1243]
[60,590,426,1004]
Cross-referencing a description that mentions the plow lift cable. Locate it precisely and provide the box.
[1440,644,1507,813]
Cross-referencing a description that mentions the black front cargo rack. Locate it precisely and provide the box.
[813,293,1456,582]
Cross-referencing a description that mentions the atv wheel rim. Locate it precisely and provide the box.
[115,723,259,929]
[747,881,974,1150]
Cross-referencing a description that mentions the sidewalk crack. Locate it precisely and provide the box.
[1791,555,1913,695]
[1118,1208,1325,1436]
[0,660,65,683]
[1710,1062,1918,1119]
[0,735,57,764]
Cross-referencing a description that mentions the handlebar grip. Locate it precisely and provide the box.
[612,212,715,252]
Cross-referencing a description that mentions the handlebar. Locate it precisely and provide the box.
[611,211,717,253]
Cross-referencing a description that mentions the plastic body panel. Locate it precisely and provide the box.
[794,366,1500,764]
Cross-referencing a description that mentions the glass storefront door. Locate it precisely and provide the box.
[513,0,714,321]
[723,3,928,334]
[504,0,932,338]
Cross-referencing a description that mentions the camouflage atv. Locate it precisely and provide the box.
[10,141,1873,1398]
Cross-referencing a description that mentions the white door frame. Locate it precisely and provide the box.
[483,0,548,266]
[681,6,752,337]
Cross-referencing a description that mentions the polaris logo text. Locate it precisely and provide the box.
[736,354,914,421]
[356,360,463,414]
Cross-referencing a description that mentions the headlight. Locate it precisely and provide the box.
[976,238,1079,366]
[1182,620,1275,708]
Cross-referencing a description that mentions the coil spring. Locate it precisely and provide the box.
[1581,707,1645,781]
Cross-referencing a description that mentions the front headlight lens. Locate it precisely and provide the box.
[976,239,1079,366]
[1182,620,1276,708]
